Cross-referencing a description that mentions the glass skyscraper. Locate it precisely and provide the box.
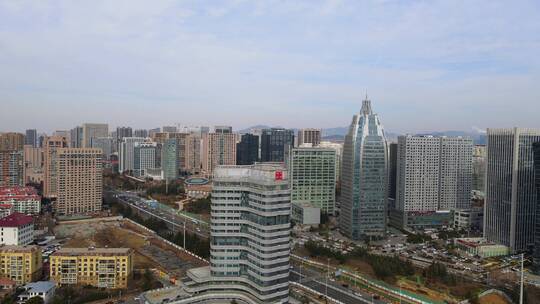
[484,128,540,252]
[534,142,540,273]
[260,128,294,162]
[236,133,260,165]
[340,99,388,240]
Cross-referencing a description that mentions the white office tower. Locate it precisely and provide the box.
[183,163,291,304]
[340,99,388,240]
[119,137,146,174]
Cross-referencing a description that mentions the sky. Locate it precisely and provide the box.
[1,0,539,134]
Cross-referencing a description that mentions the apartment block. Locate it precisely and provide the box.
[0,151,23,187]
[43,136,68,198]
[50,248,133,289]
[0,186,41,215]
[0,133,25,151]
[297,128,321,147]
[201,127,238,176]
[81,123,108,148]
[0,245,42,285]
[55,148,102,215]
[0,213,34,246]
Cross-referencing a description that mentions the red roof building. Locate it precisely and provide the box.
[0,186,41,215]
[0,213,33,228]
[0,213,34,246]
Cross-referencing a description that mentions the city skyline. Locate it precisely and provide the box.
[1,1,539,133]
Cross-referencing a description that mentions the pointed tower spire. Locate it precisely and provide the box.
[360,96,372,116]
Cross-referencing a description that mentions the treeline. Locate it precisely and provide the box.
[146,181,184,196]
[423,262,456,285]
[406,233,431,244]
[113,201,210,258]
[184,197,211,214]
[304,241,414,280]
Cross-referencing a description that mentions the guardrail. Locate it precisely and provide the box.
[292,255,436,304]
[290,281,345,304]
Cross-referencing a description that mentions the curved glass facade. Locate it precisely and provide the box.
[340,99,388,240]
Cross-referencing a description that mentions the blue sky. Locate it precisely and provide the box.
[1,0,539,133]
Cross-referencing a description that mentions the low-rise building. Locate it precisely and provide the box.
[453,207,483,232]
[0,186,41,215]
[291,201,320,226]
[455,237,510,258]
[0,204,13,219]
[0,213,34,246]
[0,245,43,285]
[50,248,133,289]
[17,281,56,304]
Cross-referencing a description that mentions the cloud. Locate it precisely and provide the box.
[0,0,539,133]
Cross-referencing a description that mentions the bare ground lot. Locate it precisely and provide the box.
[55,218,207,279]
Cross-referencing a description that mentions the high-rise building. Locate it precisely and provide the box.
[25,130,37,148]
[43,136,68,198]
[23,145,44,185]
[148,128,160,138]
[340,99,388,239]
[201,127,238,176]
[133,129,148,138]
[185,134,201,174]
[183,163,291,303]
[55,148,102,215]
[162,126,177,133]
[116,127,133,143]
[91,137,114,160]
[533,142,540,273]
[260,128,294,162]
[161,139,178,181]
[236,134,259,165]
[388,143,398,202]
[0,133,24,151]
[119,137,146,174]
[484,128,540,252]
[0,150,23,187]
[133,142,157,177]
[318,141,343,184]
[81,123,108,148]
[297,128,321,147]
[394,135,472,229]
[168,133,189,171]
[70,126,83,148]
[473,145,487,194]
[290,147,336,214]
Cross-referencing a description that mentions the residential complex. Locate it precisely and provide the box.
[50,248,133,289]
[201,127,238,176]
[0,150,23,187]
[23,145,43,185]
[289,146,336,214]
[0,245,42,285]
[182,163,291,303]
[55,148,102,215]
[43,136,68,198]
[484,128,540,253]
[0,186,41,215]
[340,99,388,239]
[0,133,24,151]
[394,135,473,229]
[133,142,157,177]
[0,213,34,246]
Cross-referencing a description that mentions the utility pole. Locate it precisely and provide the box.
[183,220,186,249]
[520,253,524,304]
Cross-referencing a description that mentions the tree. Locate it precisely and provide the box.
[24,297,44,304]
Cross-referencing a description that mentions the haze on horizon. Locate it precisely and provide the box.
[1,0,539,134]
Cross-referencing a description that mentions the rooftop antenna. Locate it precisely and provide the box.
[361,90,372,115]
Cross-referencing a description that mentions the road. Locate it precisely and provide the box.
[290,265,387,304]
[108,189,210,239]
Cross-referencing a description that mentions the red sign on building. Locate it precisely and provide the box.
[275,171,283,181]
